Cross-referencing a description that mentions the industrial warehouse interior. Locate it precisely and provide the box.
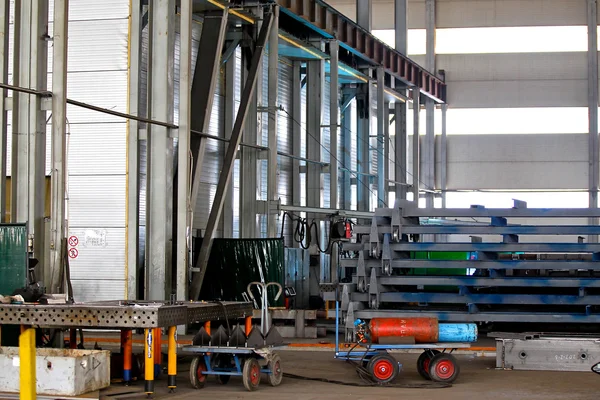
[3,0,600,398]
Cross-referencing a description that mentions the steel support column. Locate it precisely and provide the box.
[146,0,175,300]
[190,12,274,300]
[341,95,352,210]
[49,0,68,293]
[441,104,448,209]
[127,0,142,299]
[356,0,372,31]
[12,0,49,282]
[412,88,420,203]
[394,0,408,201]
[240,10,262,239]
[588,0,599,243]
[0,1,8,222]
[357,78,371,212]
[176,0,193,302]
[376,67,386,207]
[423,0,436,209]
[329,40,340,210]
[267,6,279,237]
[292,61,302,211]
[189,10,229,212]
[222,46,236,238]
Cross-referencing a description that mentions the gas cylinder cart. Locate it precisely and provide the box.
[334,302,477,384]
[183,282,285,392]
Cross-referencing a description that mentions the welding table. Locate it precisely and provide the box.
[0,300,253,395]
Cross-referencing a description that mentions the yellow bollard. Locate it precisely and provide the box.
[20,326,36,400]
[144,328,154,395]
[167,326,177,391]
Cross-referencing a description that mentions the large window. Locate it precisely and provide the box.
[446,191,589,209]
[373,26,588,55]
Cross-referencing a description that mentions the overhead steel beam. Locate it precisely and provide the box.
[189,9,229,211]
[176,0,193,302]
[329,40,339,210]
[587,0,599,243]
[189,11,274,301]
[0,0,8,222]
[276,0,446,103]
[12,0,49,282]
[49,0,68,293]
[146,0,175,301]
[267,6,280,237]
[127,0,142,300]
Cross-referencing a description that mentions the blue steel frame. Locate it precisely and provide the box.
[342,205,600,323]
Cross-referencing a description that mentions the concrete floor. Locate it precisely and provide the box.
[101,351,600,400]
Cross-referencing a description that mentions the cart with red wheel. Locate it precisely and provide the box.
[185,346,283,391]
[334,303,473,384]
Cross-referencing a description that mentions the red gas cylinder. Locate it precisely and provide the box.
[369,317,439,344]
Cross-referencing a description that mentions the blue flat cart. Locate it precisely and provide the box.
[334,303,473,384]
[183,345,282,391]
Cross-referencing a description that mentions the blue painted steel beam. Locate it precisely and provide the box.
[399,208,600,219]
[352,276,600,288]
[387,242,600,253]
[354,310,600,323]
[340,259,600,270]
[351,292,600,305]
[354,225,600,235]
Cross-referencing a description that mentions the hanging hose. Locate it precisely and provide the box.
[280,211,345,254]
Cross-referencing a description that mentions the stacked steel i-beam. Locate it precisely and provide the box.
[334,200,600,340]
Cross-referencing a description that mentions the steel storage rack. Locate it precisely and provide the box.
[330,200,600,342]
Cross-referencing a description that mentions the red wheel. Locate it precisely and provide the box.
[367,353,399,384]
[190,356,208,389]
[242,358,261,391]
[417,350,440,380]
[429,353,460,383]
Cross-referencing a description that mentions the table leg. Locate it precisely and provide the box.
[144,328,154,395]
[245,316,252,336]
[121,329,133,385]
[153,328,162,377]
[20,326,36,400]
[167,326,177,391]
[69,329,77,349]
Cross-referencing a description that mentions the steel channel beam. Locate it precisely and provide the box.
[0,0,8,223]
[275,0,446,103]
[401,208,600,218]
[588,0,599,243]
[353,309,600,323]
[411,88,420,202]
[356,0,372,31]
[351,292,600,306]
[306,56,323,228]
[353,275,600,288]
[394,0,408,200]
[190,11,274,301]
[423,0,435,209]
[340,258,600,270]
[146,0,175,300]
[329,40,339,210]
[376,67,386,207]
[176,0,193,303]
[353,224,600,235]
[342,92,353,210]
[49,0,68,293]
[12,0,49,281]
[127,0,142,300]
[189,9,229,213]
[266,6,280,237]
[278,203,374,219]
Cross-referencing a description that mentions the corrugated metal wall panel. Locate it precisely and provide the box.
[62,2,129,301]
